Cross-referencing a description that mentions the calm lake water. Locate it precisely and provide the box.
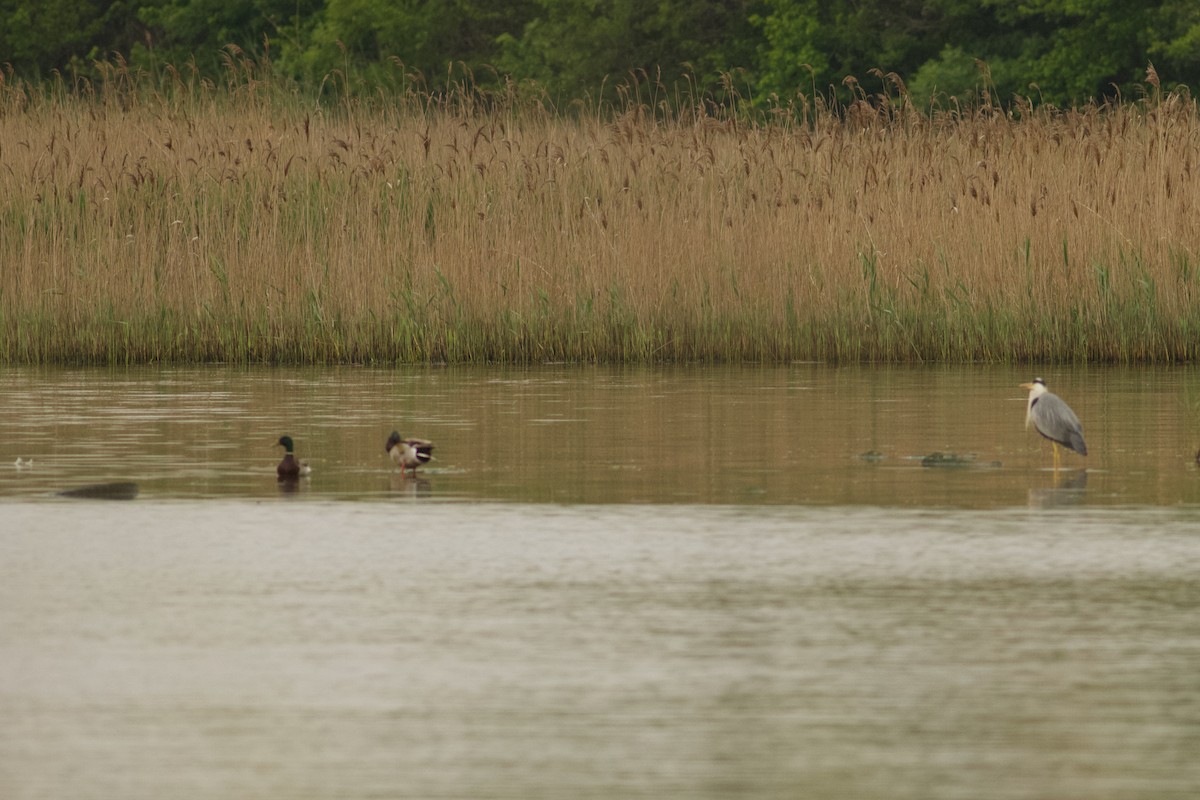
[2,365,1199,799]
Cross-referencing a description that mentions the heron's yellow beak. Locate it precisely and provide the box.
[1019,382,1034,389]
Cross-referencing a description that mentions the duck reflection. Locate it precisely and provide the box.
[389,472,432,498]
[277,475,302,495]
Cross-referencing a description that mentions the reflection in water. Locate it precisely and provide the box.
[1028,468,1089,508]
[3,365,1200,799]
[276,476,304,495]
[388,473,432,498]
[0,364,1198,506]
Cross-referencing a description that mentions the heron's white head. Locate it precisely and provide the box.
[1019,378,1048,428]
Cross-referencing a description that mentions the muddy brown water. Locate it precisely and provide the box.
[2,365,1199,799]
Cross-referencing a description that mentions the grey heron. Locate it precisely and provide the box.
[1021,378,1087,469]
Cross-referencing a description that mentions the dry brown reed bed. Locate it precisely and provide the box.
[2,71,1200,364]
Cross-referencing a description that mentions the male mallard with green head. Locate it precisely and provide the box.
[386,430,434,476]
[276,435,312,479]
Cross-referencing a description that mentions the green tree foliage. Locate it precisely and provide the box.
[0,0,142,77]
[755,0,1191,107]
[494,0,762,101]
[984,0,1158,103]
[1154,0,1200,77]
[753,0,959,101]
[2,0,1199,107]
[301,0,538,87]
[133,0,323,76]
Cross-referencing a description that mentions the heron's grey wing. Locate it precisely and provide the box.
[1033,393,1088,455]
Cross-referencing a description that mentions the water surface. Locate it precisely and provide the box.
[2,365,1199,800]
[2,364,1199,505]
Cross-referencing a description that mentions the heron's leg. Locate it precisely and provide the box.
[1052,442,1061,471]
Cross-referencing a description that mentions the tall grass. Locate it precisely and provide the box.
[2,60,1200,364]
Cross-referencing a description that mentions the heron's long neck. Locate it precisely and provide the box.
[1025,386,1046,429]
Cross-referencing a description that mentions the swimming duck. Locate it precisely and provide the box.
[386,430,434,475]
[276,435,311,479]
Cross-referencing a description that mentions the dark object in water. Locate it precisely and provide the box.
[921,452,975,468]
[277,435,304,479]
[57,482,139,500]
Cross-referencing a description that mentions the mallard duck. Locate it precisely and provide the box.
[276,435,312,479]
[386,430,433,475]
[1021,378,1087,470]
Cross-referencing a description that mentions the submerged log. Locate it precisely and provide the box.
[57,482,139,500]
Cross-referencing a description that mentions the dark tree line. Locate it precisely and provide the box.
[3,0,1198,106]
